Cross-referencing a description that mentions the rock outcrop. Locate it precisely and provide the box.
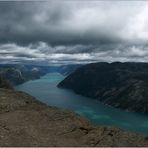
[0,88,148,146]
[0,77,12,89]
[58,62,148,114]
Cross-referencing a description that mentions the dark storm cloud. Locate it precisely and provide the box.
[0,1,79,45]
[1,1,148,64]
[0,1,136,45]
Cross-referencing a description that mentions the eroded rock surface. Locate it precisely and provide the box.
[0,88,148,146]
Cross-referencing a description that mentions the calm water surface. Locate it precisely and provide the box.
[15,73,148,135]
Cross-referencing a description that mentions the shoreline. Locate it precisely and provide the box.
[0,88,148,146]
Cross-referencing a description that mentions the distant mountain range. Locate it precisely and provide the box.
[58,62,148,114]
[0,64,81,87]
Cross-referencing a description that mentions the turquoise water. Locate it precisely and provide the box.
[15,73,148,135]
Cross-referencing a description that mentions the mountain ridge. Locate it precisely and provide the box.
[58,62,148,114]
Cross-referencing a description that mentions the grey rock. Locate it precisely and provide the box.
[0,88,148,146]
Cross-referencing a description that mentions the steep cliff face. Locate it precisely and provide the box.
[58,62,148,114]
[0,88,148,147]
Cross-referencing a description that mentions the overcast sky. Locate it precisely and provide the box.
[1,1,148,65]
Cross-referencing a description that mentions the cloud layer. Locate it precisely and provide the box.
[1,1,148,64]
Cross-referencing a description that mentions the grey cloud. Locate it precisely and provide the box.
[1,1,148,64]
[0,1,147,45]
[0,42,148,65]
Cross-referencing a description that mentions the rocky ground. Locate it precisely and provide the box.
[0,88,148,146]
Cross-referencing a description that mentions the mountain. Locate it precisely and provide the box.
[58,62,148,114]
[58,64,82,75]
[0,88,148,146]
[0,77,12,89]
[0,64,81,86]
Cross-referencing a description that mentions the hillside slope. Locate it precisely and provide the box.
[0,88,148,146]
[58,62,148,114]
[0,78,12,89]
